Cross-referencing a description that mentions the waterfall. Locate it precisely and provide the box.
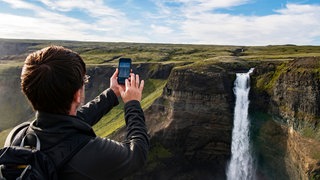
[226,68,255,180]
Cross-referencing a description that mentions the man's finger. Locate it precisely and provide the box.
[125,78,130,89]
[111,68,118,78]
[130,73,135,87]
[135,74,140,87]
[139,80,144,91]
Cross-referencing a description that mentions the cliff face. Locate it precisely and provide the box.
[0,41,38,61]
[116,58,320,180]
[271,58,320,129]
[134,58,320,180]
[0,67,33,131]
[140,63,239,179]
[251,57,320,180]
[253,57,320,128]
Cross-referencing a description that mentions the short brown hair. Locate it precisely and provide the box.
[21,46,86,114]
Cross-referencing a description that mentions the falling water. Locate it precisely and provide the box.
[226,68,255,180]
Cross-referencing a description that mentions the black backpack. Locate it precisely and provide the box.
[0,121,89,180]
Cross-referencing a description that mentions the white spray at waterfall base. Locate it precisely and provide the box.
[227,68,255,180]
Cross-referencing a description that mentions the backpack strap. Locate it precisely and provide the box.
[5,121,92,170]
[4,121,30,147]
[20,131,41,150]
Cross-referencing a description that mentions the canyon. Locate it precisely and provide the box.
[0,40,319,179]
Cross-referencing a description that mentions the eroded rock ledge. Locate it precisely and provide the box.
[251,57,320,180]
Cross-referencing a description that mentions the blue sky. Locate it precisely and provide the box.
[0,0,319,45]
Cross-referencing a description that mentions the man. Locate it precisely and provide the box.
[5,46,149,179]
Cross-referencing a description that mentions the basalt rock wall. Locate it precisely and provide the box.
[138,63,248,179]
[251,57,320,180]
[134,58,320,179]
[252,58,320,128]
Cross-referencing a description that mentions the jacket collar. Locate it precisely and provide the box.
[29,111,96,149]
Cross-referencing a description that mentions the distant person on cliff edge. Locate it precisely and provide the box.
[4,46,149,179]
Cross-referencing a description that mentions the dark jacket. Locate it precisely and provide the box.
[6,89,149,180]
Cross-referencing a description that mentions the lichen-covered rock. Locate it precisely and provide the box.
[272,58,320,129]
[251,57,320,180]
[253,57,320,129]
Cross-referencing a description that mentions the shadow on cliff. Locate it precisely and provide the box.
[250,111,291,180]
[250,62,292,180]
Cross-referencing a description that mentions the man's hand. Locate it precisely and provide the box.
[120,73,144,103]
[110,68,124,97]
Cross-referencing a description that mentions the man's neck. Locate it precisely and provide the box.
[69,103,78,116]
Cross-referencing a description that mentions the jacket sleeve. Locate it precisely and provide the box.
[123,100,150,167]
[64,100,149,180]
[76,88,119,126]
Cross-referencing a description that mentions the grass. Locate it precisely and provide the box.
[265,62,288,89]
[78,44,320,64]
[301,122,320,142]
[241,45,320,59]
[148,143,172,161]
[146,142,172,171]
[4,39,320,65]
[93,78,167,137]
[312,148,320,159]
[79,44,235,64]
[0,63,23,74]
[255,61,290,93]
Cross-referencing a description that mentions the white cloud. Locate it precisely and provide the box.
[153,0,250,17]
[0,13,92,40]
[0,12,148,42]
[150,24,173,34]
[150,1,320,45]
[0,0,319,45]
[275,3,320,15]
[1,0,39,10]
[37,0,124,17]
[177,0,249,13]
[0,0,148,42]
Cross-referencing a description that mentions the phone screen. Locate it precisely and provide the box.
[118,58,131,84]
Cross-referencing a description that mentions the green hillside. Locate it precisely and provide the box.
[2,39,320,65]
[93,78,167,137]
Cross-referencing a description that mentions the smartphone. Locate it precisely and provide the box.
[117,58,132,84]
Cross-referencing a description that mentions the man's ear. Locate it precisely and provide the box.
[69,88,83,116]
[74,89,82,104]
